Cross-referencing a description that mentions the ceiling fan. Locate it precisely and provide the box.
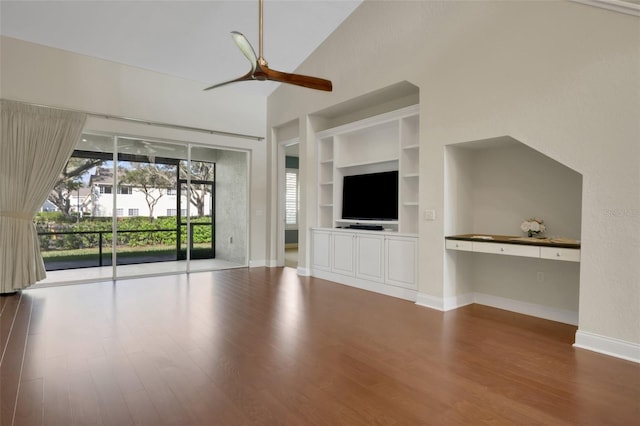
[204,0,332,92]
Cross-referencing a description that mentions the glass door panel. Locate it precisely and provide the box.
[115,137,187,278]
[38,134,115,280]
[189,146,248,271]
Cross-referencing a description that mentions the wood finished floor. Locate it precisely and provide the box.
[1,267,638,425]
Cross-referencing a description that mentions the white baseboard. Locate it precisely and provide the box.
[415,292,578,325]
[249,259,267,267]
[297,267,310,276]
[415,293,446,311]
[473,292,578,325]
[415,292,474,311]
[574,330,640,363]
[312,269,417,302]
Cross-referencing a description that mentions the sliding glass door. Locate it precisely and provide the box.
[39,133,248,283]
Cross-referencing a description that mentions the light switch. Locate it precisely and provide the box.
[424,209,436,221]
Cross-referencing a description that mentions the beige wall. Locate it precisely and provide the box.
[1,36,269,266]
[266,1,639,346]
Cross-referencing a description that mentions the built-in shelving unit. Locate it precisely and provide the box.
[316,105,419,233]
[312,105,420,301]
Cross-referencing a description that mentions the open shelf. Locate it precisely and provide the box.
[316,105,419,233]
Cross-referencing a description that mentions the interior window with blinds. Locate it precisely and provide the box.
[285,169,298,226]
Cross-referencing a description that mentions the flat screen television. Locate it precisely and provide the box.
[342,170,398,221]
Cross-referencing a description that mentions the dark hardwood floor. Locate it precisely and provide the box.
[1,267,638,425]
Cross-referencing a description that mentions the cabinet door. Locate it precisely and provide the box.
[356,234,385,282]
[385,236,417,289]
[332,232,355,276]
[311,230,331,271]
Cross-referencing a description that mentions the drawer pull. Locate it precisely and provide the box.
[556,252,561,257]
[456,243,459,248]
[500,248,505,252]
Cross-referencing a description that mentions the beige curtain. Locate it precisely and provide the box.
[0,100,86,293]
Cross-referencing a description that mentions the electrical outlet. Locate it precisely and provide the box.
[537,272,544,282]
[424,210,436,221]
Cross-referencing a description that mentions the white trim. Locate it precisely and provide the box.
[315,104,419,139]
[415,293,447,311]
[415,291,578,325]
[473,292,578,325]
[312,269,417,302]
[415,292,474,311]
[571,0,640,16]
[249,259,267,267]
[444,293,474,310]
[574,330,640,363]
[4,99,264,141]
[297,267,311,276]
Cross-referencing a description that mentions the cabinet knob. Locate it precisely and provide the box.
[500,247,505,252]
[455,243,459,248]
[556,252,561,257]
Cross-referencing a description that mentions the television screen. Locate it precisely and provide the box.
[342,171,398,221]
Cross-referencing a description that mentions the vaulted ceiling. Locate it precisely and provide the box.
[0,0,363,97]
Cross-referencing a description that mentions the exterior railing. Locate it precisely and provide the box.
[37,224,212,270]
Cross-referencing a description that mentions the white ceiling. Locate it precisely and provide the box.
[0,0,363,97]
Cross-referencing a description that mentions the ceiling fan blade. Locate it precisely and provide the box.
[231,31,258,73]
[263,66,332,92]
[203,69,255,91]
[204,1,332,93]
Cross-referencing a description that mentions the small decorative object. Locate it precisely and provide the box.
[520,218,546,237]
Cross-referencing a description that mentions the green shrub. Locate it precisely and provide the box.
[38,216,214,251]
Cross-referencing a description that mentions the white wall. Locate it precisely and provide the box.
[455,139,583,240]
[1,36,269,266]
[266,1,640,349]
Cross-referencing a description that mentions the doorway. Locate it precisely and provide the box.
[279,140,299,269]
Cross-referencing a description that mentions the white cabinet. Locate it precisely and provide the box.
[332,232,356,276]
[311,230,331,271]
[385,236,417,289]
[356,233,385,282]
[311,228,418,301]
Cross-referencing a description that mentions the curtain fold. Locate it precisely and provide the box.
[0,100,86,293]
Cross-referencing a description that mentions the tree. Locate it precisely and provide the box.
[121,163,176,221]
[49,157,103,217]
[180,161,214,217]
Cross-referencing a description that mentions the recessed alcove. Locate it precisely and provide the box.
[444,136,583,324]
[311,81,419,132]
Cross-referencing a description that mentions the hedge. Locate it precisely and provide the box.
[36,215,213,251]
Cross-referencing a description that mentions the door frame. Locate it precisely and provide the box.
[277,138,299,268]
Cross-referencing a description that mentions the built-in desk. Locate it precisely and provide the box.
[445,234,580,262]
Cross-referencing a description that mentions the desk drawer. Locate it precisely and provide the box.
[446,240,473,251]
[473,242,540,258]
[540,247,580,262]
